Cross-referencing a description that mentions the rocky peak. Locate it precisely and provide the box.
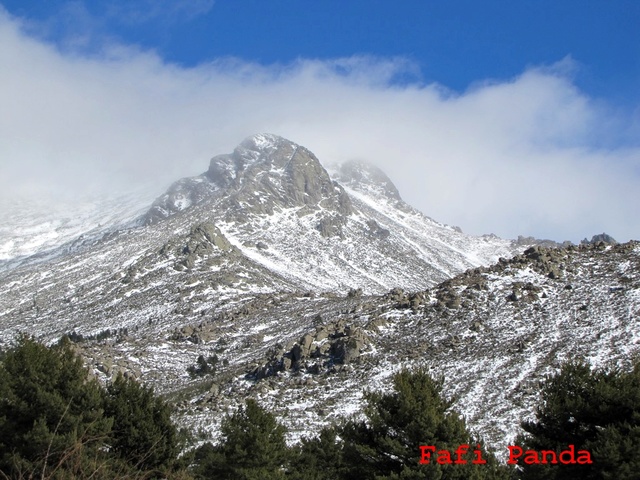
[209,134,353,217]
[332,159,401,201]
[205,134,298,188]
[582,233,618,245]
[145,134,353,224]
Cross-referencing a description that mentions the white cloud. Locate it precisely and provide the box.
[0,9,638,242]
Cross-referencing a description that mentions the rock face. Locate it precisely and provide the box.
[146,134,353,229]
[582,233,618,245]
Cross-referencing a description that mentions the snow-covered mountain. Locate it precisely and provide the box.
[144,133,524,292]
[4,134,637,457]
[0,134,526,341]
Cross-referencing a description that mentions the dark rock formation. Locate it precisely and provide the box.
[582,233,618,245]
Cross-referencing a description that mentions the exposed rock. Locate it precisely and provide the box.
[347,288,363,298]
[252,318,372,377]
[582,233,618,245]
[366,219,391,240]
[316,215,347,238]
[516,235,564,248]
[144,177,218,224]
[184,223,233,254]
[332,337,361,364]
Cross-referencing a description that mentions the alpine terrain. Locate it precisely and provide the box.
[1,134,638,456]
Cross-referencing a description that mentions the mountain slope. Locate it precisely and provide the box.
[6,134,624,458]
[25,240,636,459]
[0,134,527,344]
[150,241,640,454]
[0,190,154,272]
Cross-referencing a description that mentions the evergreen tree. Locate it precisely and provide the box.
[0,335,190,479]
[193,399,288,479]
[338,368,509,480]
[104,372,182,472]
[518,360,640,480]
[288,427,344,480]
[0,335,112,478]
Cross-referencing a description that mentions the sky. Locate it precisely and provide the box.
[0,0,639,243]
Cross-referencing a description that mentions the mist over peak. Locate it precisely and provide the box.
[0,7,638,242]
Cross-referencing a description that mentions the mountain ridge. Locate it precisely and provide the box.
[2,134,636,460]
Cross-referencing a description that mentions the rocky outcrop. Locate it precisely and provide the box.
[385,287,429,311]
[252,319,371,379]
[582,233,618,245]
[144,178,219,224]
[184,223,233,254]
[145,134,354,237]
[161,222,236,270]
[367,219,391,240]
[213,135,353,225]
[515,235,565,248]
[316,215,347,238]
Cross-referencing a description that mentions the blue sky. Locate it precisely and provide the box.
[1,1,639,242]
[4,0,639,103]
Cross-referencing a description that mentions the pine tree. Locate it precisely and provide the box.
[0,335,190,479]
[103,372,182,472]
[338,368,510,480]
[193,399,288,479]
[0,335,112,477]
[518,360,640,480]
[288,427,344,480]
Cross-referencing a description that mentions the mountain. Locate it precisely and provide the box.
[145,133,524,291]
[0,133,526,343]
[3,134,637,456]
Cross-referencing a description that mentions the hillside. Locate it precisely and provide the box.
[2,134,637,455]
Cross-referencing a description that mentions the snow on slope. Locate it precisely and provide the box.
[166,241,640,456]
[0,136,640,462]
[0,188,158,271]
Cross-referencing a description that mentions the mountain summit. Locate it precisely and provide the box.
[146,134,352,227]
[141,134,524,292]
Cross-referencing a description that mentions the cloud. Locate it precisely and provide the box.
[0,9,638,243]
